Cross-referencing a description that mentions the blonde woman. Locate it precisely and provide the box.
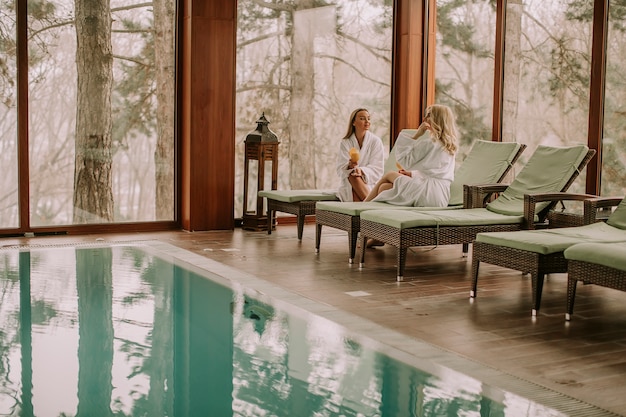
[364,104,458,207]
[335,108,385,202]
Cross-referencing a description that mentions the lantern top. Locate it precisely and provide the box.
[245,112,279,143]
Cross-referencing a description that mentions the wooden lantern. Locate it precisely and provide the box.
[242,113,279,231]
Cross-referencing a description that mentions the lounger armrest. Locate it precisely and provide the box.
[583,196,625,224]
[524,192,598,229]
[463,183,509,208]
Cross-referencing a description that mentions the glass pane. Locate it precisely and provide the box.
[602,1,626,197]
[0,5,18,228]
[502,1,592,193]
[435,0,496,159]
[27,0,176,226]
[235,0,393,218]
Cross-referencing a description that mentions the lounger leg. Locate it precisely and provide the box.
[315,223,322,253]
[358,234,367,267]
[462,243,469,257]
[267,205,273,235]
[531,273,545,317]
[566,277,578,321]
[296,214,305,241]
[397,247,407,282]
[348,231,358,264]
[470,257,480,298]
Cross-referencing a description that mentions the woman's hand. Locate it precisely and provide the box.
[351,167,363,177]
[399,169,412,177]
[413,121,431,139]
[348,159,358,170]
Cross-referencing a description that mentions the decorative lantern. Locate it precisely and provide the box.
[242,113,280,231]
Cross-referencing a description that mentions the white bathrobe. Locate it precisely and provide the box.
[372,130,454,207]
[335,131,385,202]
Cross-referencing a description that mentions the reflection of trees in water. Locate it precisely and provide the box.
[76,248,114,417]
[231,292,501,416]
[0,253,21,415]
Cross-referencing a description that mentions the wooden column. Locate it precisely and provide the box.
[390,0,426,146]
[586,0,608,195]
[180,0,236,231]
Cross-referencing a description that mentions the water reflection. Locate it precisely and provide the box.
[0,246,564,417]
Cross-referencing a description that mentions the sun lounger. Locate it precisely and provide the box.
[258,189,339,240]
[564,240,626,321]
[471,196,626,316]
[315,139,527,263]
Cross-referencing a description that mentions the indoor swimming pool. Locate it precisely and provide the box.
[0,242,612,416]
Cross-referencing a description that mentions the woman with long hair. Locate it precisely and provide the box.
[365,104,458,207]
[335,108,385,202]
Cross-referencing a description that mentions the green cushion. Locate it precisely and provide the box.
[258,189,339,203]
[316,201,410,216]
[448,140,523,206]
[476,222,626,255]
[316,201,460,216]
[564,241,626,272]
[607,197,626,230]
[486,144,589,216]
[360,208,524,229]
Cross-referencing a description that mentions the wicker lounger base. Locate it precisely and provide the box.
[471,241,568,316]
[315,209,360,263]
[267,199,318,240]
[566,260,626,321]
[358,220,523,281]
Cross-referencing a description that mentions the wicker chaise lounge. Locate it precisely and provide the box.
[357,145,596,281]
[564,240,626,321]
[471,196,626,316]
[315,139,527,263]
[258,189,339,240]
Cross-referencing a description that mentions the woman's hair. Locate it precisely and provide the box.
[424,104,458,155]
[342,108,369,139]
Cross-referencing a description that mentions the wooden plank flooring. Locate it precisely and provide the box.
[4,223,626,415]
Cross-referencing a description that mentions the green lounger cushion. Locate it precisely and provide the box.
[258,189,339,203]
[316,201,458,216]
[607,197,626,230]
[360,208,526,229]
[448,140,523,206]
[486,144,589,216]
[476,222,626,255]
[564,241,626,272]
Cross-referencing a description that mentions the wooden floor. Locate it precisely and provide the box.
[4,222,626,415]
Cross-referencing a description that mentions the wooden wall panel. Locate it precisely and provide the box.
[390,0,425,146]
[180,0,236,231]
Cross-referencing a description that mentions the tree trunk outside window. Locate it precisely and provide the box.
[73,0,114,223]
[154,0,176,221]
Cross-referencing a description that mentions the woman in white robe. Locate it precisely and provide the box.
[365,104,458,207]
[335,108,385,202]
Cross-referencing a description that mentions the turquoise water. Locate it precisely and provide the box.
[0,244,571,416]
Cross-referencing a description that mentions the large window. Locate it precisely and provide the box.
[602,1,626,197]
[435,0,496,159]
[235,0,393,217]
[21,0,176,227]
[501,1,592,192]
[0,5,18,228]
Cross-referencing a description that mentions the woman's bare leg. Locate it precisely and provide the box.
[348,176,370,201]
[364,171,400,201]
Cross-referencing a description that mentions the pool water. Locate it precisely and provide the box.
[0,243,601,416]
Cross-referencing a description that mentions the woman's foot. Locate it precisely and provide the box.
[366,239,384,248]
